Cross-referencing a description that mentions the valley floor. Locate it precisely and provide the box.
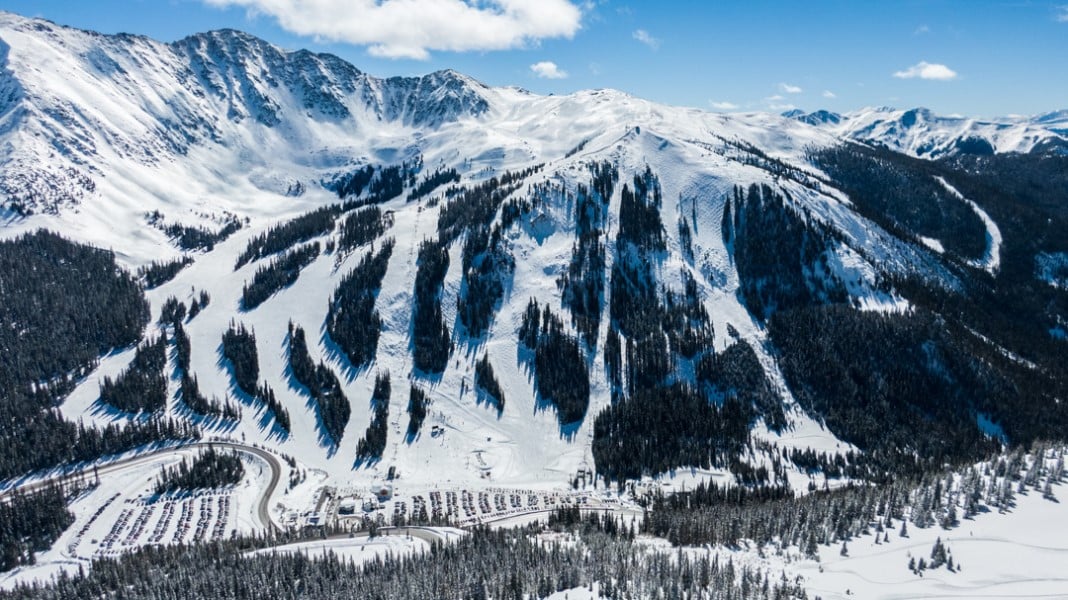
[792,489,1068,600]
[4,444,1068,600]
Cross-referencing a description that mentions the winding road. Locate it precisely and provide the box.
[0,441,284,533]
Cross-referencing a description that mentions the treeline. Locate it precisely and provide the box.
[445,169,540,337]
[328,159,417,200]
[407,385,429,439]
[238,160,415,270]
[337,206,389,254]
[235,205,340,269]
[355,373,391,463]
[728,183,846,321]
[240,242,320,310]
[99,334,169,414]
[220,322,290,434]
[644,445,1065,553]
[287,323,350,446]
[146,211,243,252]
[592,384,755,484]
[436,165,540,243]
[811,144,987,261]
[138,256,192,289]
[769,304,1004,475]
[328,165,376,198]
[696,339,785,432]
[0,486,74,572]
[411,239,452,373]
[0,517,806,600]
[408,166,460,202]
[518,299,589,426]
[165,220,242,252]
[0,231,205,480]
[326,240,395,370]
[154,447,244,495]
[474,355,504,413]
[558,162,616,346]
[166,311,239,421]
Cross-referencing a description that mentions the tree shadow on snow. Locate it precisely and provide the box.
[215,343,289,443]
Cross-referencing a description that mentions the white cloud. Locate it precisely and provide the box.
[530,61,568,79]
[632,29,660,50]
[914,24,931,35]
[764,95,794,111]
[1058,5,1068,22]
[822,90,836,99]
[893,61,958,81]
[709,101,739,111]
[779,82,803,94]
[201,0,583,60]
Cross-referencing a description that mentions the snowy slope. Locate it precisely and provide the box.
[0,11,1023,502]
[788,106,1068,158]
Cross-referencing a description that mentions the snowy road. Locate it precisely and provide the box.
[0,441,284,532]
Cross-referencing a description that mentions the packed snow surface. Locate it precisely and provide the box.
[934,176,1002,275]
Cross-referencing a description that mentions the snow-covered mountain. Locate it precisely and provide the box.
[1,10,1066,502]
[0,12,493,228]
[785,106,1068,158]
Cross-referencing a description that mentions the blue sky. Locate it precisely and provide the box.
[3,0,1067,117]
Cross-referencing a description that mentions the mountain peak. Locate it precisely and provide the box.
[785,109,842,126]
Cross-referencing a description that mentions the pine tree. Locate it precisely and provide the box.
[930,537,947,569]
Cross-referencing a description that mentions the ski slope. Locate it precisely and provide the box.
[0,11,976,500]
[2,13,1068,598]
[935,176,1002,275]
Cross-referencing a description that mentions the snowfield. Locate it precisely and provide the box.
[788,486,1068,600]
[800,494,1068,599]
[548,451,1068,600]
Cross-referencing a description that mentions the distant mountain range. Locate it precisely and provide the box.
[784,106,1068,157]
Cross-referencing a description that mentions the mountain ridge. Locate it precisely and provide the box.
[785,105,1068,157]
[2,10,1065,227]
